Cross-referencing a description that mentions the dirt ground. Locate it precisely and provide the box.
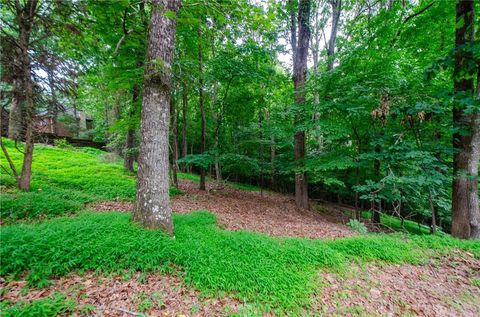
[315,251,480,317]
[91,179,354,239]
[2,253,478,316]
[1,272,241,317]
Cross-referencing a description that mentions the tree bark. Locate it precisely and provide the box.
[327,0,341,71]
[124,83,138,172]
[451,0,480,239]
[7,78,23,140]
[371,143,381,224]
[170,93,179,188]
[181,81,188,159]
[134,0,181,233]
[47,64,58,135]
[292,0,312,209]
[198,23,206,191]
[17,0,38,191]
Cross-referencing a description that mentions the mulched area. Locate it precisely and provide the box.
[1,272,241,317]
[315,251,480,316]
[173,180,354,239]
[89,179,354,239]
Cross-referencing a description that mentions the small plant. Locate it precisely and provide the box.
[134,292,154,313]
[347,219,368,234]
[79,304,96,315]
[471,278,480,288]
[151,291,164,308]
[0,292,76,317]
[54,138,73,149]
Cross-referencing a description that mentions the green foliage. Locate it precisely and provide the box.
[177,153,214,170]
[232,183,261,192]
[1,211,478,313]
[347,219,368,234]
[0,292,76,317]
[0,138,177,222]
[53,139,73,149]
[361,211,435,236]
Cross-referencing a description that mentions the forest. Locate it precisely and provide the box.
[0,0,479,316]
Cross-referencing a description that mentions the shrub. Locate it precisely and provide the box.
[347,219,368,234]
[53,138,73,149]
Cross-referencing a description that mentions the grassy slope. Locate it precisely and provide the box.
[1,139,479,314]
[0,139,179,222]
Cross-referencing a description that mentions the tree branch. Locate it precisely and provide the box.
[392,2,435,46]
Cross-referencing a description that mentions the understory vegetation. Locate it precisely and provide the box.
[0,139,180,222]
[1,142,479,315]
[1,210,478,314]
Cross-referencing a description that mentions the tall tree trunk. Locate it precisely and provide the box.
[311,6,322,151]
[327,0,341,71]
[371,143,381,224]
[451,0,480,239]
[47,66,58,135]
[181,81,188,159]
[198,23,206,191]
[429,190,437,234]
[170,93,179,188]
[266,110,275,188]
[214,119,222,183]
[17,0,37,191]
[124,83,139,172]
[7,78,23,140]
[134,0,181,233]
[292,0,311,209]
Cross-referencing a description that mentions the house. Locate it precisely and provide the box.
[35,108,94,138]
[1,107,95,140]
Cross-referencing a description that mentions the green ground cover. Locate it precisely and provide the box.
[1,140,478,315]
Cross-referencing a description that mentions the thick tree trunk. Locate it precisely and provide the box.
[292,0,311,209]
[198,24,206,191]
[8,78,23,140]
[451,0,480,239]
[134,0,180,233]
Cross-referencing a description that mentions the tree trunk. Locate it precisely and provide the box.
[371,144,381,224]
[266,110,275,188]
[198,23,206,191]
[134,0,181,233]
[327,0,341,71]
[292,0,311,209]
[428,190,437,234]
[8,78,23,140]
[17,0,37,191]
[181,81,188,159]
[124,84,139,172]
[47,65,58,135]
[451,0,480,239]
[170,93,179,188]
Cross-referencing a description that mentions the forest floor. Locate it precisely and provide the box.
[2,251,479,316]
[86,178,480,317]
[1,140,479,316]
[91,179,354,239]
